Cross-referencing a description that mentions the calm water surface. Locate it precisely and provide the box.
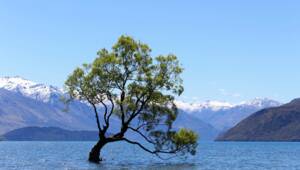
[0,141,300,170]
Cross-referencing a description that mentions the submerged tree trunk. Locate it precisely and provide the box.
[88,140,106,163]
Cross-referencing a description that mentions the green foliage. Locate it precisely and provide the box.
[65,35,198,158]
[173,128,198,155]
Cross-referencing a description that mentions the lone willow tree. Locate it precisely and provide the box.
[65,35,198,163]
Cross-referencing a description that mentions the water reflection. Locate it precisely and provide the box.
[1,142,300,170]
[97,163,198,170]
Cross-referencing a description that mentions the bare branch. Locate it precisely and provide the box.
[122,138,156,154]
[103,94,115,133]
[89,101,102,133]
[128,127,155,144]
[122,138,178,155]
[106,94,115,123]
[135,122,169,131]
[100,101,108,128]
[120,90,126,125]
[80,88,103,134]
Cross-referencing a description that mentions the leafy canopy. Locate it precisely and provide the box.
[65,35,198,158]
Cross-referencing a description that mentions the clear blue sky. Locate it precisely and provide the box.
[0,0,299,103]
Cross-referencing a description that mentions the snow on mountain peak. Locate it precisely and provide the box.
[0,76,282,109]
[0,76,36,88]
[0,76,63,102]
[175,98,281,113]
[239,97,281,108]
[175,100,234,112]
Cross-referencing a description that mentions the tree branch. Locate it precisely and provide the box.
[125,95,150,125]
[128,127,155,144]
[135,122,169,131]
[122,138,178,155]
[80,87,103,134]
[122,138,156,154]
[120,90,126,125]
[89,101,102,134]
[119,67,131,130]
[103,94,115,133]
[100,100,108,126]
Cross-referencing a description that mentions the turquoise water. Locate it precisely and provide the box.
[0,141,300,170]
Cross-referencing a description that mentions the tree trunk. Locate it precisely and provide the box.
[88,140,106,163]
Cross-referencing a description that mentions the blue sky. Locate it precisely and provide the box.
[0,0,299,103]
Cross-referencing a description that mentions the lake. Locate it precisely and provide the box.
[0,141,300,170]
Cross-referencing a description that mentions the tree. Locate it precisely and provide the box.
[65,35,198,163]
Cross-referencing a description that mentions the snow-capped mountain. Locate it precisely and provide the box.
[175,100,234,112]
[175,98,280,113]
[176,98,282,131]
[239,97,281,108]
[0,76,219,140]
[0,76,63,103]
[0,76,283,140]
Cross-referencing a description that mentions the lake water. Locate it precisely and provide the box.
[0,141,300,170]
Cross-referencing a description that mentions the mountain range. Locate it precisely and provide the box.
[176,98,280,131]
[0,76,123,135]
[0,76,282,140]
[217,98,300,141]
